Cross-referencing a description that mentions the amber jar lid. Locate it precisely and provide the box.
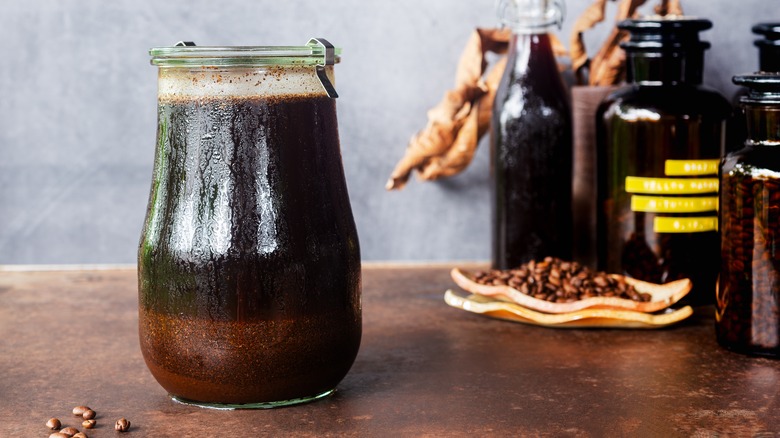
[734,73,780,104]
[753,23,780,44]
[619,17,712,53]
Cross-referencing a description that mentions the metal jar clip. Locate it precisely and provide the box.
[307,38,339,98]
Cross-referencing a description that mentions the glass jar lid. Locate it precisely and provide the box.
[753,23,780,49]
[619,17,712,53]
[150,44,342,67]
[734,72,780,104]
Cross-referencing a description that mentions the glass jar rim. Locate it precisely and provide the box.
[149,45,342,67]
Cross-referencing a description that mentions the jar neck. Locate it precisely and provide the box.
[745,106,780,144]
[758,45,780,72]
[625,51,704,85]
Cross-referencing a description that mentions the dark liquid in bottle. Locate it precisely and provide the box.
[491,33,573,270]
[138,93,361,404]
[596,86,730,306]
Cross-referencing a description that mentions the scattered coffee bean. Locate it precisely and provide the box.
[73,433,88,438]
[81,409,96,420]
[115,418,131,432]
[49,433,69,438]
[472,257,651,303]
[59,427,79,437]
[72,406,90,417]
[46,418,62,430]
[82,419,96,429]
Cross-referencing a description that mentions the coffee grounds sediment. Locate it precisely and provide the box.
[139,306,361,404]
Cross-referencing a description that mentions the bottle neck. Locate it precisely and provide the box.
[508,33,556,74]
[498,0,564,36]
[745,105,780,144]
[625,51,704,86]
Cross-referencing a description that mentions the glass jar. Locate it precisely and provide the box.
[717,73,780,358]
[596,18,731,306]
[138,42,362,408]
[491,0,572,269]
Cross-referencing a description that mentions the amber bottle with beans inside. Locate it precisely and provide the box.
[596,18,731,306]
[717,73,780,358]
[491,0,572,269]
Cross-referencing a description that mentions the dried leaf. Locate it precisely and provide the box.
[385,28,510,190]
[667,0,683,15]
[418,56,507,180]
[655,0,683,16]
[589,0,647,86]
[570,0,610,78]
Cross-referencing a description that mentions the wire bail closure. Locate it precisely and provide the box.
[497,0,565,32]
[307,38,339,98]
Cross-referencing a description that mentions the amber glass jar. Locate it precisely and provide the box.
[717,73,780,358]
[596,18,731,306]
[138,43,361,408]
[491,0,572,269]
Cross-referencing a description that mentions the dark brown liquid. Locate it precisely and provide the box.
[596,86,730,306]
[490,33,573,269]
[138,94,361,404]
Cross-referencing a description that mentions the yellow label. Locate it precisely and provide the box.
[625,177,719,195]
[630,195,718,213]
[653,216,718,233]
[664,159,720,176]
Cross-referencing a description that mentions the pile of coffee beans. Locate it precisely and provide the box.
[717,174,780,354]
[45,405,131,437]
[471,257,651,303]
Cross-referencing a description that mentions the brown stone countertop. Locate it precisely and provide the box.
[1,264,779,437]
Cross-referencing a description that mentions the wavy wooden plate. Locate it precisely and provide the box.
[451,268,692,314]
[444,289,693,329]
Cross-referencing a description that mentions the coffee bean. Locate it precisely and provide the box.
[46,418,61,430]
[49,433,69,438]
[82,419,96,429]
[73,433,88,438]
[473,257,648,302]
[72,406,90,417]
[82,410,96,420]
[115,418,131,432]
[59,427,79,437]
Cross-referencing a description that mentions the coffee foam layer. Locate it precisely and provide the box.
[157,65,333,101]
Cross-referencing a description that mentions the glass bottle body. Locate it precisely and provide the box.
[596,84,730,306]
[491,32,573,269]
[138,61,361,408]
[718,97,780,357]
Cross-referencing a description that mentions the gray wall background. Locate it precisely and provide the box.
[0,0,776,265]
